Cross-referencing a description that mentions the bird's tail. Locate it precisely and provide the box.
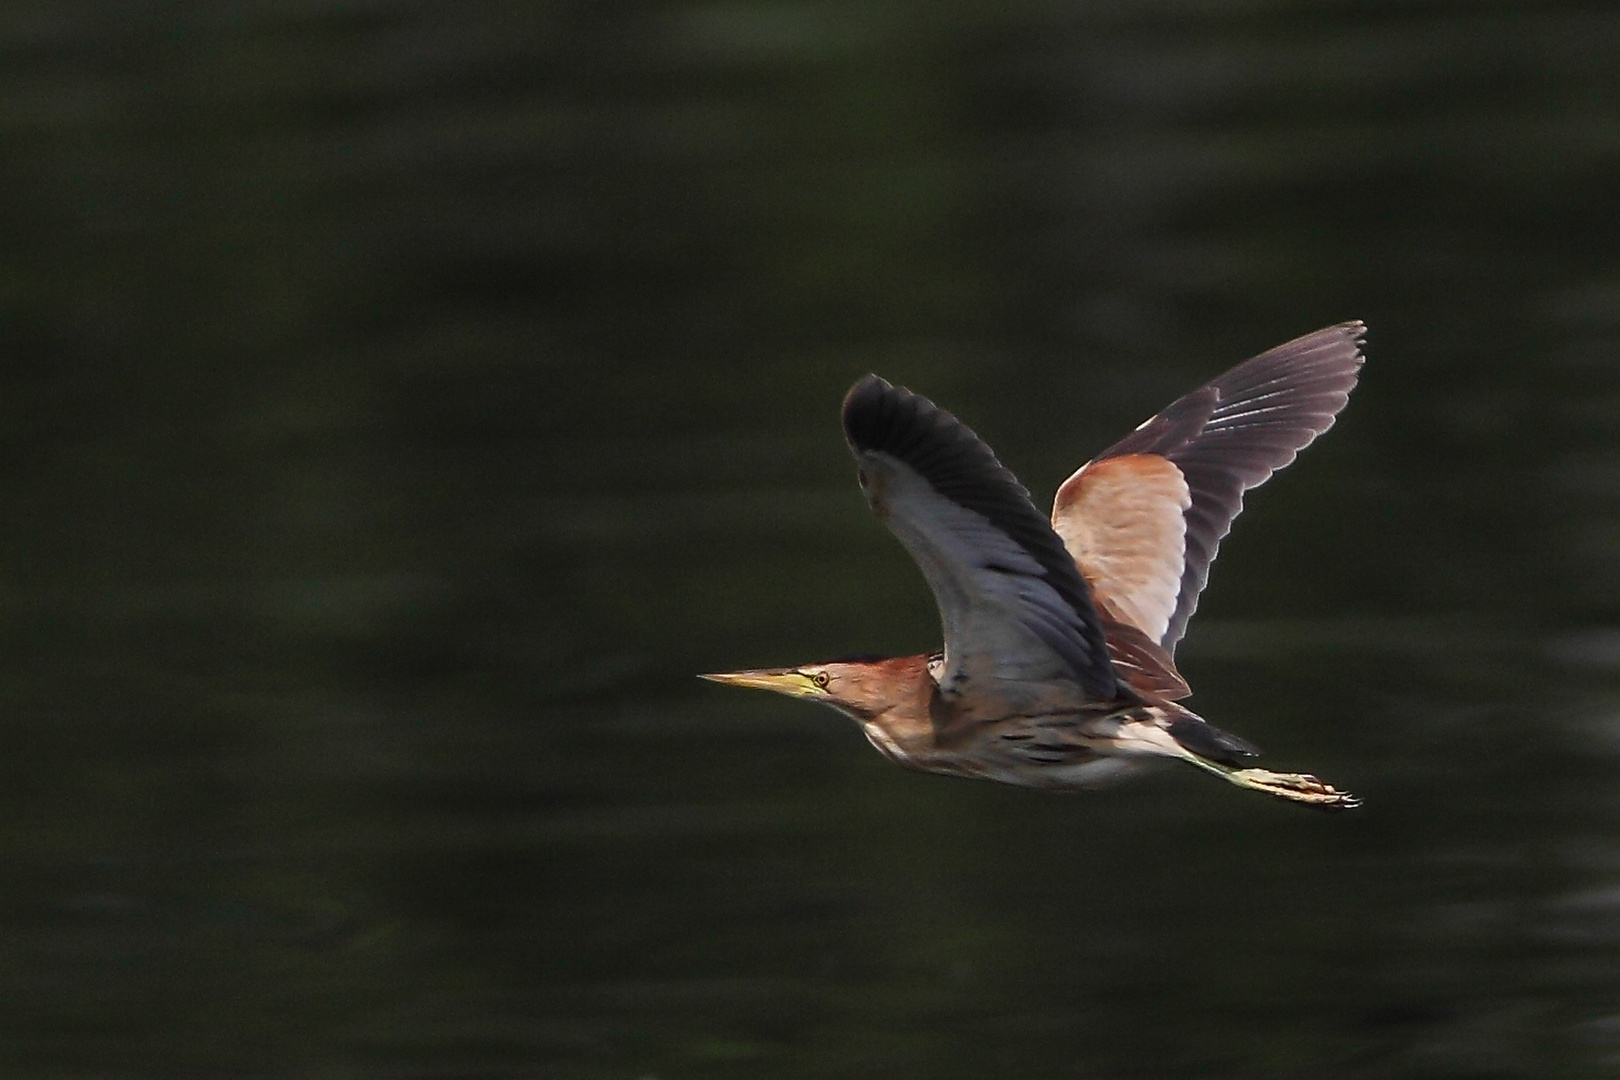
[1167,716,1261,765]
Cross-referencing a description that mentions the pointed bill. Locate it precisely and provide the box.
[700,669,822,698]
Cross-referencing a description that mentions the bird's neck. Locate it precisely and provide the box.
[856,654,943,761]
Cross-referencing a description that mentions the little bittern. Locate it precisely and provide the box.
[706,324,1364,808]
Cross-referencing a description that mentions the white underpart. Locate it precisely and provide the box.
[1103,719,1199,760]
[1020,721,1195,788]
[1031,757,1145,788]
[863,724,907,762]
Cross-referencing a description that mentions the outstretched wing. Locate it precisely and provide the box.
[1052,322,1365,654]
[843,375,1124,717]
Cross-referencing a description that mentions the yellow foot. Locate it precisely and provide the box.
[1223,767,1360,810]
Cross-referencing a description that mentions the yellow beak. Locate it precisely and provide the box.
[699,668,821,698]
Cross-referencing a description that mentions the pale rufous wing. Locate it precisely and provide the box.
[842,375,1126,719]
[1054,322,1365,657]
[1052,453,1191,646]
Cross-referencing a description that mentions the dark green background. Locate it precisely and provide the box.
[6,2,1620,1076]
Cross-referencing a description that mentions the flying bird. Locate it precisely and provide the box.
[705,324,1364,808]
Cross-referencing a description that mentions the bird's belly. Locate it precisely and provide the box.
[865,708,1175,790]
[918,744,1152,789]
[968,735,1154,789]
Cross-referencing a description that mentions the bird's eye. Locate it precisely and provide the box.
[813,671,830,689]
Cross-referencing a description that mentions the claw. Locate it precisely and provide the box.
[1181,753,1359,810]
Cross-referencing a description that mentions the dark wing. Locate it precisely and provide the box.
[843,375,1124,716]
[1052,322,1365,654]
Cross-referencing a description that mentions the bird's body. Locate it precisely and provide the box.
[706,324,1365,809]
[837,654,1190,789]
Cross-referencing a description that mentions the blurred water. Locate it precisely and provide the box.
[6,1,1620,1077]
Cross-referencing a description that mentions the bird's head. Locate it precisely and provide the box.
[700,655,927,722]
